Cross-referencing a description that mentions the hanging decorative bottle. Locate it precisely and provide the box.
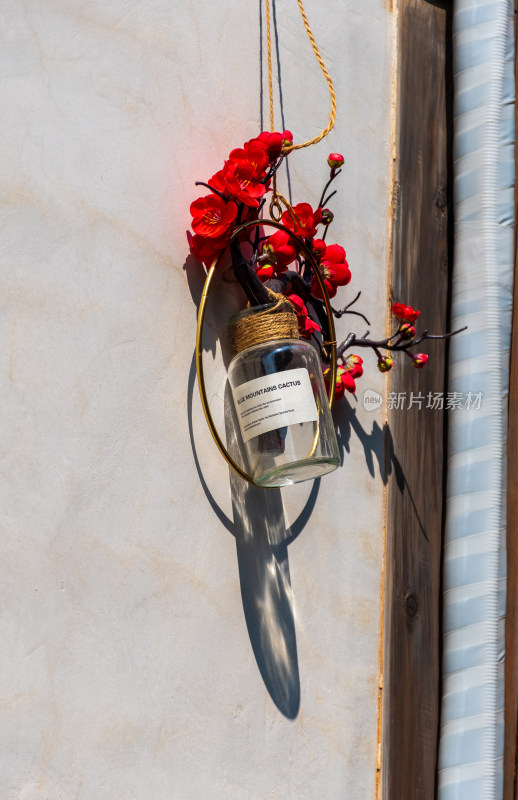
[228,298,340,487]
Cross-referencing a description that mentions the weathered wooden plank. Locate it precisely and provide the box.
[383,2,450,798]
[504,4,518,797]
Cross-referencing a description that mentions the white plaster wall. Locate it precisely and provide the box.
[0,1,394,798]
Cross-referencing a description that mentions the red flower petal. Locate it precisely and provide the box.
[323,243,346,264]
[392,302,420,323]
[256,131,283,159]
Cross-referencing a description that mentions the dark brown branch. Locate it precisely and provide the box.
[321,189,337,208]
[264,155,285,184]
[333,292,371,325]
[337,326,467,358]
[340,309,371,324]
[334,290,361,314]
[231,242,271,306]
[318,168,341,209]
[195,181,227,201]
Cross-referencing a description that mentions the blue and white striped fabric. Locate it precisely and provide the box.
[438,2,514,799]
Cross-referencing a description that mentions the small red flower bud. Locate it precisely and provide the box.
[256,262,274,282]
[311,238,326,258]
[282,130,293,148]
[412,353,428,369]
[377,355,394,373]
[321,208,334,225]
[328,152,345,169]
[400,323,416,340]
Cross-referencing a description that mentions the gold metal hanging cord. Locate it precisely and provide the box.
[196,221,338,487]
[264,0,337,220]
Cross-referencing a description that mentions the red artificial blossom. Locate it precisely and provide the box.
[190,195,237,238]
[286,294,321,340]
[281,203,322,239]
[392,302,420,324]
[187,230,229,264]
[222,141,270,207]
[259,230,298,272]
[187,131,460,402]
[311,243,351,300]
[324,355,363,398]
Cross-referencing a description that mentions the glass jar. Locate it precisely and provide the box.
[228,304,340,487]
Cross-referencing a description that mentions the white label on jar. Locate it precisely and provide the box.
[232,367,318,444]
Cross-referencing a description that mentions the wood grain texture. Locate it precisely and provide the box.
[504,4,518,797]
[383,2,450,798]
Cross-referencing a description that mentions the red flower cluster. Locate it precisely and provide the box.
[187,137,437,407]
[256,212,351,305]
[189,131,292,266]
[212,140,269,207]
[188,139,353,307]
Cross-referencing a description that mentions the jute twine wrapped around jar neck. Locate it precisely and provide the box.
[230,292,300,354]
